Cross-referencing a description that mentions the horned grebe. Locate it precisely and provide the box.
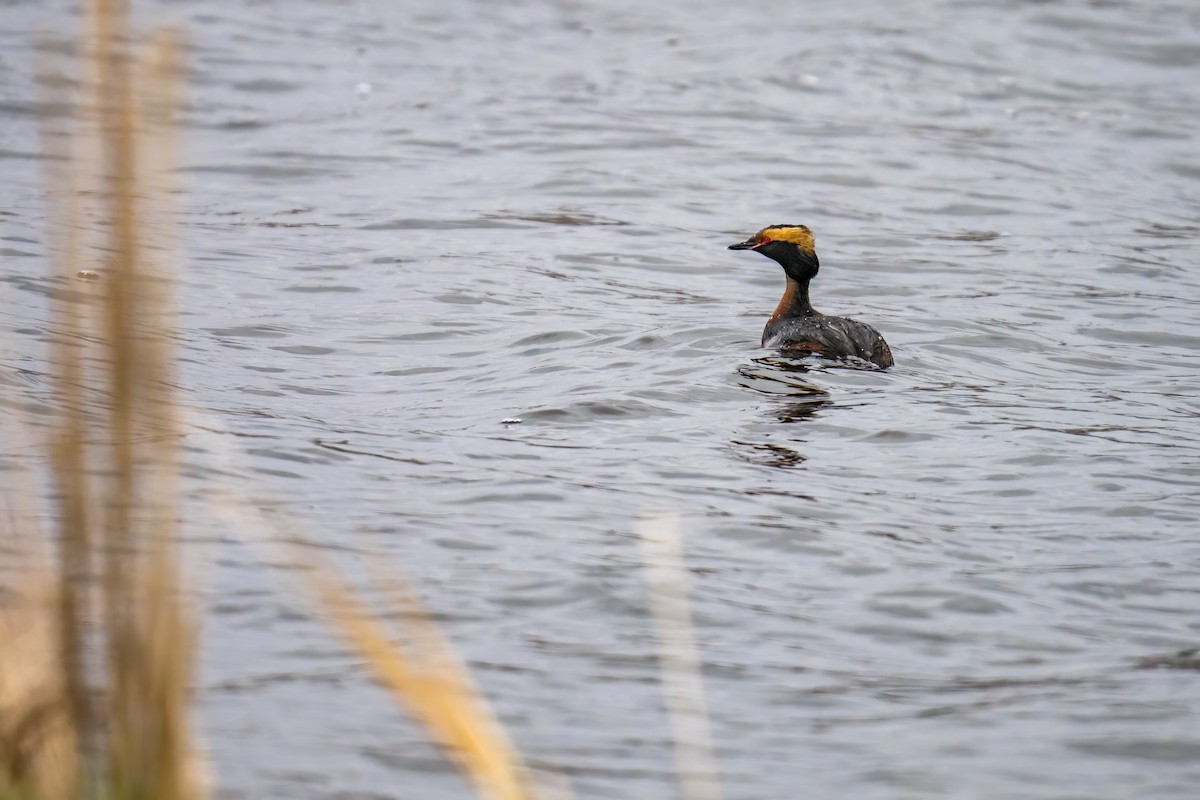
[729,224,893,369]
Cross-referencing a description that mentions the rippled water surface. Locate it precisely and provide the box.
[4,1,1200,798]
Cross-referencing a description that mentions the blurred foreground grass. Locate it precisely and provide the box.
[0,3,541,799]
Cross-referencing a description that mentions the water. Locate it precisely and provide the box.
[3,0,1200,798]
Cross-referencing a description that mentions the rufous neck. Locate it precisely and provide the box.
[770,276,816,322]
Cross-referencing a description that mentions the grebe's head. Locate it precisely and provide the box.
[728,224,819,281]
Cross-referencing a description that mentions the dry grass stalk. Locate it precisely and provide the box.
[639,514,722,800]
[198,457,547,800]
[0,0,203,797]
[309,558,541,800]
[0,577,78,800]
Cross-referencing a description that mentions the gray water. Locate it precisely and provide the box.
[3,0,1200,798]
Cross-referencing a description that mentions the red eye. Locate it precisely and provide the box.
[758,237,772,246]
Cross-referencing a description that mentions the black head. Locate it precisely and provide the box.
[728,224,820,282]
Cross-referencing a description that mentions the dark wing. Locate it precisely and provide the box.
[831,317,893,369]
[767,316,893,369]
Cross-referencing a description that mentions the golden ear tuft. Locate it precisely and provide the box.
[757,225,815,251]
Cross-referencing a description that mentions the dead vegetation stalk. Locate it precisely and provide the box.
[2,0,201,797]
[6,1,557,798]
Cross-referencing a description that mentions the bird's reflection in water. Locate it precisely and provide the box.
[729,439,809,469]
[775,394,829,424]
[731,355,832,468]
